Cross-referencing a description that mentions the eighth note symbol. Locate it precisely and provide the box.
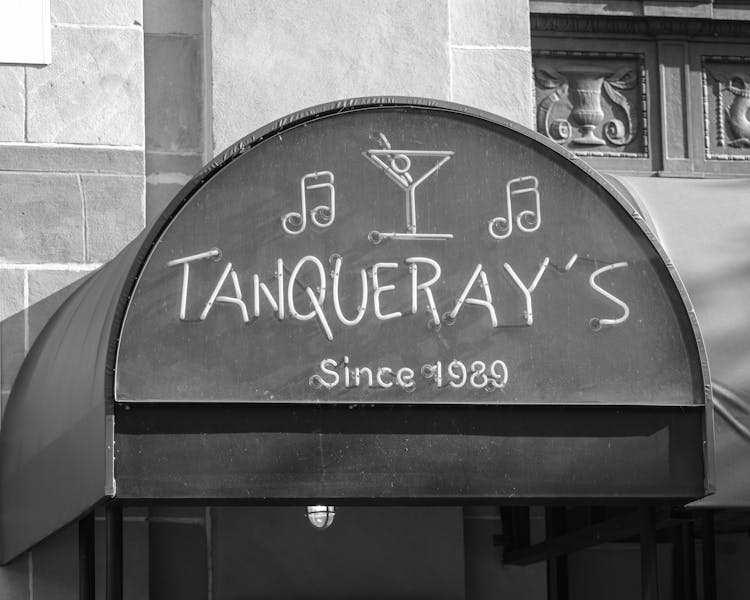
[281,171,336,235]
[488,176,541,240]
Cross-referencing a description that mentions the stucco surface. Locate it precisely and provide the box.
[211,0,450,151]
[451,48,534,127]
[450,0,531,46]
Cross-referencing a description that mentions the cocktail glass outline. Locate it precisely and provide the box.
[363,134,454,243]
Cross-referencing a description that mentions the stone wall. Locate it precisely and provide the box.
[0,0,145,418]
[0,0,541,597]
[144,0,205,224]
[0,0,146,596]
[209,0,533,152]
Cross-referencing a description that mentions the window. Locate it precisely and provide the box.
[0,0,51,65]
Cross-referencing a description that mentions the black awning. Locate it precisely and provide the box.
[610,175,750,508]
[0,232,145,563]
[0,98,718,564]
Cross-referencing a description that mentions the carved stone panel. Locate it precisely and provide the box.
[533,51,648,158]
[703,56,750,161]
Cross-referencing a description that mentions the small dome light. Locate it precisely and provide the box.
[306,505,335,530]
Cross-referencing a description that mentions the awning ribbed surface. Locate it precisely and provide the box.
[0,96,739,565]
[610,176,750,508]
[0,232,146,563]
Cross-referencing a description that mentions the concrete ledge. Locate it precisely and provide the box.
[0,144,144,174]
[51,0,142,27]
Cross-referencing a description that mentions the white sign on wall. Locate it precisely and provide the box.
[0,0,51,65]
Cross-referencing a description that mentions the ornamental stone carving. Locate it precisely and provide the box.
[704,57,750,160]
[533,52,647,158]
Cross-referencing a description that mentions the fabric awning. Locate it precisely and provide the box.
[610,176,750,508]
[0,96,739,564]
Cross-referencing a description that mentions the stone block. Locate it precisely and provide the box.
[0,314,25,396]
[0,270,24,323]
[81,175,144,261]
[32,524,77,600]
[144,0,202,35]
[145,35,202,152]
[52,0,142,26]
[27,269,90,347]
[146,152,203,176]
[0,173,84,263]
[146,152,200,224]
[0,144,144,174]
[451,48,534,128]
[0,553,29,600]
[27,27,144,146]
[450,0,530,47]
[0,270,25,394]
[211,0,450,151]
[0,68,25,142]
[147,180,185,225]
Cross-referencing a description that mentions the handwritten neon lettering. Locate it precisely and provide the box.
[253,258,285,319]
[376,367,394,388]
[318,358,339,388]
[405,257,441,326]
[332,256,368,326]
[449,264,498,328]
[287,255,327,321]
[503,257,550,326]
[372,262,402,321]
[589,262,630,328]
[167,248,221,320]
[168,252,633,343]
[200,262,250,323]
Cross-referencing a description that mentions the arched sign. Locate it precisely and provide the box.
[116,99,706,408]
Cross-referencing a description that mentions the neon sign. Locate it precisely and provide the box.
[116,108,700,406]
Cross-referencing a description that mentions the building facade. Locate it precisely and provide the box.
[0,1,748,598]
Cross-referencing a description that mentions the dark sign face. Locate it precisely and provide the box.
[116,104,703,405]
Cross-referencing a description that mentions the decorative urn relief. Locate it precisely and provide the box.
[533,52,647,158]
[704,57,750,160]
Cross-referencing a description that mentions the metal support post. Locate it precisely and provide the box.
[702,512,716,600]
[78,512,95,600]
[640,506,659,600]
[106,504,123,600]
[545,507,568,600]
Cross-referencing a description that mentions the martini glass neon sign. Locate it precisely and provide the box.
[364,133,454,243]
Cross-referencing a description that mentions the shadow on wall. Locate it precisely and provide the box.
[1,272,93,424]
